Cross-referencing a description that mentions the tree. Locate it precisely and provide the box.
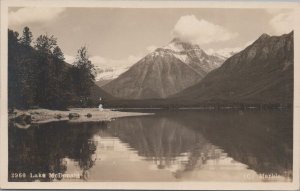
[8,30,20,108]
[53,46,65,61]
[72,46,95,106]
[8,29,19,46]
[35,34,57,54]
[33,34,58,107]
[47,46,70,109]
[8,29,38,109]
[20,26,33,46]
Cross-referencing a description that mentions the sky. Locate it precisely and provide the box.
[8,7,294,69]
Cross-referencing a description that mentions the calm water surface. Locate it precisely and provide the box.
[9,110,293,182]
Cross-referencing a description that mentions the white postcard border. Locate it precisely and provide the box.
[1,0,299,190]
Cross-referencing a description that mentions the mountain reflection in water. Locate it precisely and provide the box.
[9,110,292,182]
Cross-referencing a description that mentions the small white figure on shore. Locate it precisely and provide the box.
[98,104,103,111]
[98,97,103,111]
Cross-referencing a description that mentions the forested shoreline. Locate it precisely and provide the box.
[8,27,99,110]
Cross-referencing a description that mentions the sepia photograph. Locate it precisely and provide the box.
[0,0,299,190]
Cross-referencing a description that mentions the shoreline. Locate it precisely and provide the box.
[9,108,153,125]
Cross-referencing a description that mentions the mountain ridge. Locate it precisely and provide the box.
[102,39,225,99]
[103,32,293,108]
[171,31,294,105]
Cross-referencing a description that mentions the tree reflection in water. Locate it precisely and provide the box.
[8,121,107,182]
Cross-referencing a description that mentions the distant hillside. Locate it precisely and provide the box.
[89,83,114,102]
[95,79,113,87]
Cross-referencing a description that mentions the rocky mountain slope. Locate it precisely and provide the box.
[102,39,225,99]
[172,32,294,105]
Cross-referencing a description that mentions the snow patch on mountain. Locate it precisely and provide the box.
[92,55,141,82]
[95,66,130,81]
[173,53,189,63]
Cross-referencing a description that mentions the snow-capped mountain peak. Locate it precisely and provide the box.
[162,39,185,52]
[102,39,227,99]
[162,38,201,53]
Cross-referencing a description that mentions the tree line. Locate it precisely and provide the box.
[8,27,96,109]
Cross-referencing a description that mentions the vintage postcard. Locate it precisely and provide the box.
[0,0,299,190]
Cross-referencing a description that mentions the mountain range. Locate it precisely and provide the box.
[101,31,293,108]
[172,32,293,105]
[102,38,225,99]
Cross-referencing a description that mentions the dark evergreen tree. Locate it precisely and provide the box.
[20,26,33,46]
[8,30,20,108]
[8,29,38,108]
[8,29,19,46]
[72,46,95,107]
[48,46,70,109]
[53,46,64,61]
[35,34,57,54]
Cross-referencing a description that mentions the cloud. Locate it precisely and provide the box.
[9,7,66,26]
[172,15,238,45]
[269,12,294,35]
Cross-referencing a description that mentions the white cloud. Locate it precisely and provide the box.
[269,11,294,35]
[146,45,157,52]
[172,15,238,45]
[9,7,66,26]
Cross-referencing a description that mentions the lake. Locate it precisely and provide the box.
[8,110,293,182]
